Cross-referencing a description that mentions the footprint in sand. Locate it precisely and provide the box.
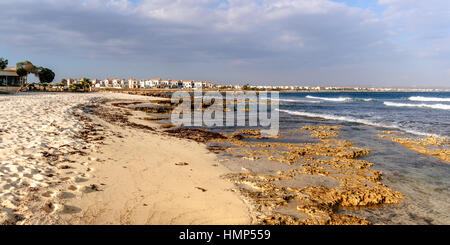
[68,185,79,191]
[79,173,91,178]
[58,192,76,199]
[61,205,82,214]
[82,184,102,193]
[74,177,89,183]
[41,191,54,198]
[42,201,58,214]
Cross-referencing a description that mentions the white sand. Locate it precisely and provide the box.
[0,92,252,224]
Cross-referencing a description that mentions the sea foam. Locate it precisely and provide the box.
[277,109,442,138]
[384,102,450,110]
[306,95,352,102]
[409,96,450,102]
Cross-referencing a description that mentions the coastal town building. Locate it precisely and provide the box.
[0,67,20,86]
[160,79,170,88]
[112,79,121,88]
[205,82,216,88]
[128,78,139,89]
[139,80,146,88]
[194,81,205,89]
[151,79,161,88]
[66,78,76,87]
[100,79,110,87]
[91,79,100,87]
[140,79,155,88]
[182,81,194,89]
[169,80,183,88]
[60,77,217,90]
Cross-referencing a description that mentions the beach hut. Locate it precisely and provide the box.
[0,67,21,93]
[0,67,20,86]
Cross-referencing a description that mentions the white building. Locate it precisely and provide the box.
[91,79,100,87]
[139,79,156,88]
[128,78,139,89]
[160,79,170,88]
[169,80,183,88]
[66,78,75,87]
[193,81,204,89]
[182,81,193,89]
[101,79,113,88]
[112,79,121,88]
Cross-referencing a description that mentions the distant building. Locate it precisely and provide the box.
[169,80,183,88]
[182,81,194,89]
[66,78,76,87]
[193,81,205,89]
[58,76,216,90]
[205,82,216,88]
[128,78,139,89]
[159,79,170,88]
[140,79,156,88]
[151,79,161,88]
[139,80,146,88]
[0,67,20,86]
[111,79,125,88]
[101,79,112,87]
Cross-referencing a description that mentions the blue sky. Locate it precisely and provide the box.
[333,0,384,11]
[0,0,449,88]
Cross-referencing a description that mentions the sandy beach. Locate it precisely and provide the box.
[0,92,253,225]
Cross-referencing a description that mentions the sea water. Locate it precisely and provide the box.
[277,92,450,138]
[273,91,450,224]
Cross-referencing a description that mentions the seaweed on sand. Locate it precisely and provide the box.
[164,128,226,143]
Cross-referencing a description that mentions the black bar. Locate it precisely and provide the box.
[0,225,448,244]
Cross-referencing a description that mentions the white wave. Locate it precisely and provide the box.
[384,102,450,110]
[306,95,352,102]
[278,109,379,126]
[277,109,443,138]
[409,96,450,102]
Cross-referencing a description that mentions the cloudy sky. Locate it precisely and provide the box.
[0,0,449,87]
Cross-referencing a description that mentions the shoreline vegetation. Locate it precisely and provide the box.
[0,90,448,225]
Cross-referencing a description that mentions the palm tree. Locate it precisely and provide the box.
[81,78,91,92]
